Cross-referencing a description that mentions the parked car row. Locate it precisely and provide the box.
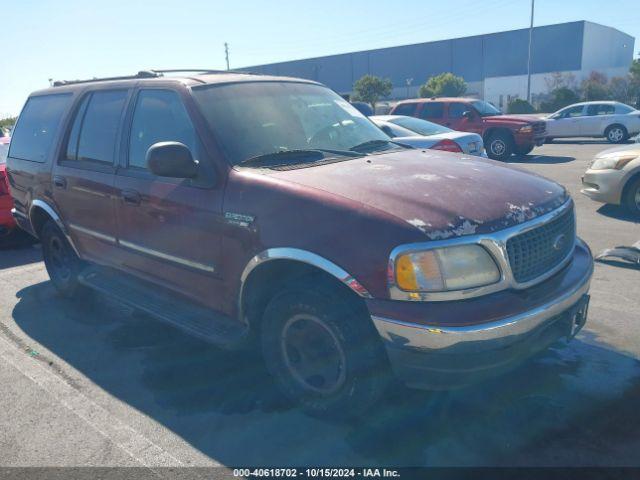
[6,70,593,418]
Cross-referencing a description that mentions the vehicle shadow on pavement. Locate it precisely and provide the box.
[549,140,633,146]
[0,244,42,270]
[597,204,639,224]
[11,281,640,467]
[509,155,575,164]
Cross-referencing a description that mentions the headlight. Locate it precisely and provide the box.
[590,154,637,171]
[518,125,533,133]
[394,244,501,292]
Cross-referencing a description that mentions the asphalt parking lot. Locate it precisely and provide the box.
[0,140,639,469]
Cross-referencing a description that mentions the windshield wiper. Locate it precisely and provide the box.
[349,139,410,153]
[238,148,361,167]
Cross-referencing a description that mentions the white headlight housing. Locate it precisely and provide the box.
[590,154,637,171]
[394,244,501,293]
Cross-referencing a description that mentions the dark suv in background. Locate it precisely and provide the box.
[391,97,547,160]
[7,70,592,418]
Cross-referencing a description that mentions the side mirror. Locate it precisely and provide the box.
[381,125,395,137]
[462,110,473,119]
[146,142,198,178]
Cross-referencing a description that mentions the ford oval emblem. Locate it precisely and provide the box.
[553,234,567,251]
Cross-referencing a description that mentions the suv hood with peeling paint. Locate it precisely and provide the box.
[267,149,568,239]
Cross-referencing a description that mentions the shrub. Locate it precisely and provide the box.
[507,99,535,114]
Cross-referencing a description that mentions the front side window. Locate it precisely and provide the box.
[128,90,199,169]
[9,94,72,162]
[66,90,128,164]
[192,82,394,166]
[470,100,502,116]
[448,103,470,118]
[555,105,584,118]
[586,104,614,116]
[420,102,444,119]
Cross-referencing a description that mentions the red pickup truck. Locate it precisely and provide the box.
[7,71,591,418]
[390,98,547,160]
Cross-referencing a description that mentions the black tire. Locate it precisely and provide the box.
[40,219,85,297]
[261,277,390,419]
[514,144,534,156]
[486,131,514,161]
[623,176,640,216]
[605,124,628,144]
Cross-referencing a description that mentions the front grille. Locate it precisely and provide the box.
[533,121,546,135]
[506,206,575,283]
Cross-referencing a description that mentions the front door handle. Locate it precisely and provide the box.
[53,175,67,189]
[121,189,141,205]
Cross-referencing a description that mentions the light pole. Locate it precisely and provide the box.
[406,78,413,99]
[526,0,535,103]
[224,42,230,71]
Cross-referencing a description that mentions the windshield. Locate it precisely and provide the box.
[389,116,452,136]
[192,82,397,166]
[471,100,502,116]
[0,143,8,164]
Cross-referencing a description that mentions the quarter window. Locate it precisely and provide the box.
[9,94,72,163]
[128,90,199,170]
[420,102,444,119]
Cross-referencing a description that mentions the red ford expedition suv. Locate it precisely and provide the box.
[7,71,592,418]
[391,98,547,161]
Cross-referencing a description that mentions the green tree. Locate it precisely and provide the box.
[418,72,467,98]
[0,116,16,133]
[581,71,610,101]
[629,58,640,108]
[507,98,535,114]
[539,87,580,113]
[352,75,392,111]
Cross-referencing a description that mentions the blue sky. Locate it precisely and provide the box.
[2,0,638,117]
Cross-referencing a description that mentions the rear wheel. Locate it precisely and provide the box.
[605,125,628,144]
[623,177,640,216]
[41,219,85,297]
[261,277,389,418]
[486,131,514,161]
[514,144,534,156]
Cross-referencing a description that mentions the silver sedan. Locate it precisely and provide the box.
[371,115,485,157]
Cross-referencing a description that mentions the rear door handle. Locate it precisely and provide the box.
[121,189,141,205]
[53,175,67,189]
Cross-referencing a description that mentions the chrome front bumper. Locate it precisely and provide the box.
[372,240,593,389]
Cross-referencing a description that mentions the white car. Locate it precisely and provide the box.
[371,115,485,156]
[545,101,640,144]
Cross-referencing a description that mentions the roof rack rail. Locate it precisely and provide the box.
[51,68,258,87]
[52,70,161,87]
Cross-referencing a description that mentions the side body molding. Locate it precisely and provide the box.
[29,199,80,255]
[238,248,373,322]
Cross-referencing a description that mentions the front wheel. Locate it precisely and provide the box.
[41,219,85,297]
[514,144,534,156]
[486,132,514,161]
[261,278,389,419]
[605,125,628,144]
[623,177,640,216]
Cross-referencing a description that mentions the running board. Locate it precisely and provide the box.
[78,266,247,346]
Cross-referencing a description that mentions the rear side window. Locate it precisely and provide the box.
[420,102,444,119]
[586,104,614,116]
[128,89,199,170]
[617,104,634,114]
[67,90,128,164]
[9,94,71,162]
[392,103,417,116]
